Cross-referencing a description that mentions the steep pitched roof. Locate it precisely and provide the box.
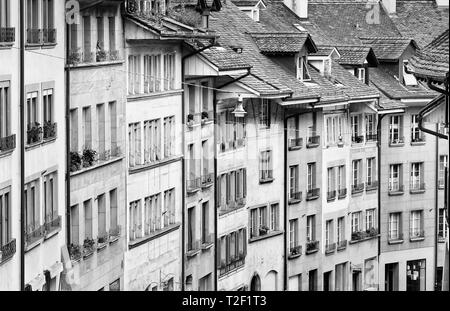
[359,37,417,61]
[335,45,379,66]
[231,0,266,7]
[391,0,449,48]
[201,46,253,71]
[409,29,449,83]
[250,32,317,54]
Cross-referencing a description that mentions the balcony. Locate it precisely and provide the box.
[43,122,57,140]
[350,227,378,243]
[305,240,319,254]
[260,170,274,184]
[44,215,61,236]
[219,196,246,216]
[219,253,245,277]
[42,28,57,44]
[389,136,405,147]
[327,190,336,202]
[82,238,96,258]
[67,49,121,66]
[0,134,16,154]
[68,244,82,262]
[0,239,16,264]
[186,113,201,128]
[351,183,364,195]
[352,135,364,144]
[410,182,425,194]
[187,239,201,258]
[325,242,336,254]
[288,245,302,259]
[366,180,378,191]
[201,173,214,188]
[338,188,347,199]
[26,123,43,146]
[411,134,426,145]
[201,233,214,250]
[410,229,425,242]
[337,240,347,251]
[25,224,45,249]
[187,177,201,194]
[306,188,320,201]
[288,137,303,150]
[26,29,42,45]
[306,135,320,148]
[288,191,302,204]
[388,184,404,196]
[366,134,377,142]
[0,27,15,44]
[388,232,404,245]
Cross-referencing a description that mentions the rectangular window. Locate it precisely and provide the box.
[109,189,118,232]
[306,215,315,241]
[108,16,116,52]
[438,155,447,188]
[70,108,78,152]
[259,99,270,128]
[163,116,174,158]
[143,119,160,163]
[84,199,93,240]
[97,193,106,238]
[83,16,91,61]
[410,162,423,190]
[0,80,11,140]
[129,199,141,240]
[70,204,79,244]
[406,259,426,291]
[389,115,403,144]
[26,91,38,128]
[188,206,196,251]
[270,203,279,231]
[0,0,11,28]
[109,101,117,153]
[128,122,141,167]
[82,106,92,150]
[411,115,423,142]
[367,157,376,185]
[307,162,316,191]
[389,164,402,192]
[25,180,40,235]
[438,209,446,239]
[337,216,345,243]
[325,220,333,246]
[351,115,361,142]
[201,201,209,244]
[260,150,273,181]
[289,165,299,199]
[365,114,376,139]
[42,88,53,124]
[26,0,39,43]
[0,187,11,247]
[128,55,141,94]
[97,103,105,156]
[356,68,365,83]
[410,210,423,238]
[327,167,335,193]
[351,212,361,233]
[389,212,401,240]
[365,209,375,231]
[250,208,258,238]
[163,53,175,90]
[96,16,104,50]
[338,165,345,191]
[298,55,311,81]
[289,219,298,249]
[43,172,57,224]
[352,160,362,188]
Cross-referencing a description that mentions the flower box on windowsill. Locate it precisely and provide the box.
[259,177,274,184]
[337,240,347,251]
[389,137,405,147]
[388,185,404,196]
[288,245,302,259]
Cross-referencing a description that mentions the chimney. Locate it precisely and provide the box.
[435,0,449,7]
[382,0,396,14]
[284,0,308,19]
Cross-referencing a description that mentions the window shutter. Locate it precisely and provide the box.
[243,228,247,256]
[226,235,230,264]
[216,237,221,268]
[216,176,221,207]
[243,168,247,198]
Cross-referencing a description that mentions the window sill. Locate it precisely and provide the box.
[327,196,336,202]
[410,189,425,194]
[72,155,124,176]
[186,248,201,258]
[388,239,404,245]
[201,242,214,251]
[288,198,302,205]
[128,223,181,250]
[0,42,14,49]
[349,234,379,245]
[388,191,404,196]
[351,189,364,196]
[44,226,61,241]
[337,245,347,252]
[410,236,425,242]
[325,249,336,255]
[219,205,246,217]
[411,141,426,146]
[0,149,15,159]
[389,142,405,147]
[366,186,378,192]
[306,195,319,201]
[128,155,182,175]
[306,143,319,149]
[201,120,214,127]
[259,177,274,184]
[25,137,57,151]
[187,187,201,195]
[288,253,301,260]
[338,194,347,200]
[248,231,283,243]
[127,89,183,101]
[288,145,302,151]
[305,248,319,255]
[67,59,124,69]
[201,181,213,189]
[25,237,44,253]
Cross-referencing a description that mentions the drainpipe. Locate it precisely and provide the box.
[213,90,218,291]
[65,11,71,248]
[283,114,288,291]
[180,40,216,291]
[434,123,439,291]
[19,0,25,291]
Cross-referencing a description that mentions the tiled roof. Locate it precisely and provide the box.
[409,30,449,83]
[359,37,417,61]
[201,46,253,71]
[312,46,336,57]
[250,32,317,54]
[391,0,449,48]
[231,0,265,6]
[335,45,379,66]
[376,92,407,112]
[370,67,435,99]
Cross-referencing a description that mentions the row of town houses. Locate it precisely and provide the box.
[0,0,448,291]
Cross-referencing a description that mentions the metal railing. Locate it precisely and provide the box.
[288,137,303,149]
[26,29,41,44]
[327,190,336,201]
[219,253,245,276]
[201,173,214,186]
[325,242,336,253]
[0,27,15,43]
[352,135,364,143]
[338,188,347,198]
[352,183,364,194]
[25,224,45,246]
[351,228,378,241]
[0,134,16,153]
[337,239,347,249]
[306,240,319,253]
[0,239,16,263]
[26,123,43,145]
[306,188,320,199]
[44,215,61,233]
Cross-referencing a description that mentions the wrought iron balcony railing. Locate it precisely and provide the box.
[306,188,320,200]
[42,28,56,44]
[0,239,16,263]
[44,215,61,234]
[27,123,43,145]
[219,253,245,276]
[337,239,347,250]
[306,240,319,254]
[25,223,45,246]
[0,134,16,153]
[0,27,15,43]
[338,188,347,198]
[26,29,42,44]
[201,173,214,186]
[288,137,303,150]
[351,183,364,194]
[187,177,201,192]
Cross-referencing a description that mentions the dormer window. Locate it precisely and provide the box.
[403,60,418,86]
[298,55,311,81]
[236,0,266,22]
[356,68,366,83]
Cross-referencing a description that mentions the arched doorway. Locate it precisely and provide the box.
[264,270,278,291]
[250,274,261,291]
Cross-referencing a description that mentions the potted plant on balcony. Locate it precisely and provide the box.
[96,48,108,62]
[82,148,97,168]
[259,225,269,236]
[70,151,82,172]
[201,111,209,124]
[68,244,82,261]
[68,48,82,65]
[82,238,96,257]
[366,227,378,237]
[43,121,56,139]
[27,122,42,145]
[186,114,194,127]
